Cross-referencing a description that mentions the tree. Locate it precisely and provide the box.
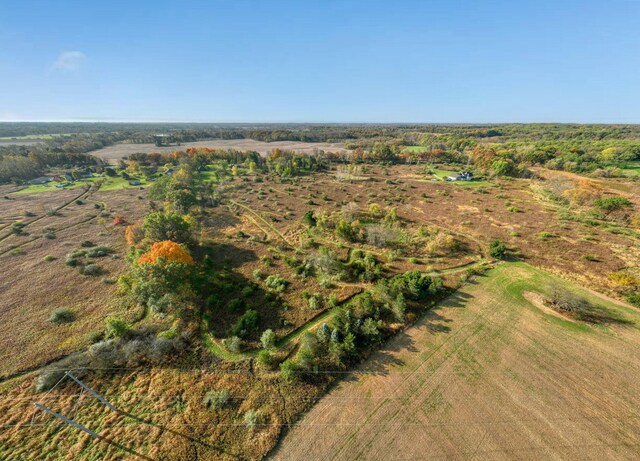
[166,188,196,214]
[138,240,194,266]
[488,240,507,259]
[142,212,192,244]
[302,210,316,227]
[261,329,277,350]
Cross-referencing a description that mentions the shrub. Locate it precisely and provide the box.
[366,224,396,247]
[265,275,288,292]
[65,257,80,267]
[253,269,265,280]
[260,329,277,350]
[593,196,632,212]
[203,389,231,410]
[231,309,259,337]
[106,317,131,338]
[302,210,316,227]
[244,409,260,428]
[43,255,57,262]
[86,246,114,258]
[335,219,356,242]
[222,336,243,353]
[75,199,84,205]
[80,263,103,276]
[86,331,104,343]
[279,359,297,381]
[227,298,244,313]
[308,295,323,310]
[43,232,56,240]
[627,293,640,307]
[80,240,95,248]
[257,350,274,368]
[49,308,75,324]
[488,240,507,259]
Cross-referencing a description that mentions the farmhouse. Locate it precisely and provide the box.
[27,176,52,185]
[447,171,473,181]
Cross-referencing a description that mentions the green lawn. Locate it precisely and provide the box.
[12,176,148,195]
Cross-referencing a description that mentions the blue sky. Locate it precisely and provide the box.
[1,0,639,123]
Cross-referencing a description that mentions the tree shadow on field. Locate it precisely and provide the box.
[434,290,473,309]
[201,242,258,270]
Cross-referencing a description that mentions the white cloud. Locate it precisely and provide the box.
[53,51,86,71]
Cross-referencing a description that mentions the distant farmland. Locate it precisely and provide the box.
[91,139,350,163]
[271,263,640,460]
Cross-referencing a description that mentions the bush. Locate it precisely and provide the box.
[627,293,640,307]
[80,240,95,248]
[488,240,507,259]
[49,308,75,324]
[43,255,57,262]
[265,275,288,292]
[244,409,260,428]
[203,389,231,410]
[260,329,277,349]
[86,246,114,258]
[257,350,274,368]
[80,263,103,276]
[106,317,131,338]
[231,309,259,337]
[86,331,104,343]
[222,336,243,352]
[593,196,631,212]
[65,257,80,267]
[279,359,297,382]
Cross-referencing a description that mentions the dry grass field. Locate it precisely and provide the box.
[0,185,149,378]
[0,162,638,460]
[92,140,349,163]
[271,262,640,460]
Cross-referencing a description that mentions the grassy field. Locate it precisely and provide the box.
[271,262,640,460]
[13,176,148,195]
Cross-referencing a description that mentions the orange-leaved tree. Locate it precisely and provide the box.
[138,240,194,266]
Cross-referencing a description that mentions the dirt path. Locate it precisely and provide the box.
[269,263,640,460]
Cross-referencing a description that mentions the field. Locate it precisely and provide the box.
[0,156,638,460]
[91,140,350,163]
[0,183,149,378]
[271,262,640,460]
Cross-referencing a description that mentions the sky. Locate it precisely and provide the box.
[1,0,639,123]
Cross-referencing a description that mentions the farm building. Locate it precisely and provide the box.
[27,176,52,185]
[446,172,473,181]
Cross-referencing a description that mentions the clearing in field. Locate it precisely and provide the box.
[271,262,640,460]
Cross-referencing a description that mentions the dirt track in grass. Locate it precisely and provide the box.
[270,263,640,461]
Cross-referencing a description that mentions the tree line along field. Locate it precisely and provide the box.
[0,142,638,460]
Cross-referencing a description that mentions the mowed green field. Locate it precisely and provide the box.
[13,176,147,195]
[271,263,640,460]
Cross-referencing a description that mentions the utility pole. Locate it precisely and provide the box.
[33,403,100,439]
[65,371,117,411]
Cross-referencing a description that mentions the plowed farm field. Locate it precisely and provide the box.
[270,263,640,460]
